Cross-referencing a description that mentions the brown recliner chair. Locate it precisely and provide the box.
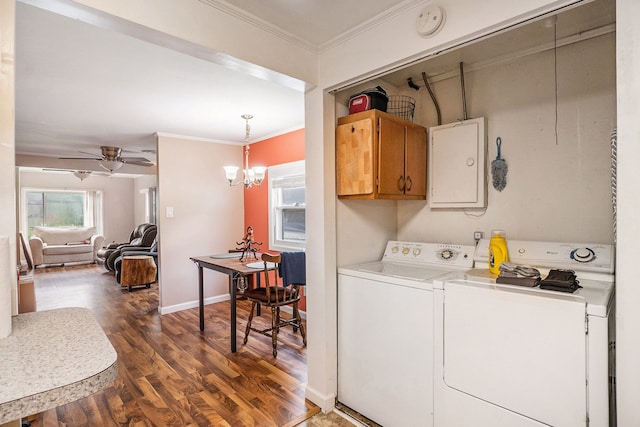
[97,223,157,272]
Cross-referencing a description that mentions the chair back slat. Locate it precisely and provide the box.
[260,253,300,304]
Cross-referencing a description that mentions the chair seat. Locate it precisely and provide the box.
[244,286,297,304]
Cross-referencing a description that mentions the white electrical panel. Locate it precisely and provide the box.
[428,117,487,209]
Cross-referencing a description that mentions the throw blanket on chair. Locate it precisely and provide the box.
[279,252,306,286]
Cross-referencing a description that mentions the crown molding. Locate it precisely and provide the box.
[318,0,424,53]
[198,0,422,55]
[197,0,318,53]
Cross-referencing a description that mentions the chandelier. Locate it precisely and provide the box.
[223,114,266,189]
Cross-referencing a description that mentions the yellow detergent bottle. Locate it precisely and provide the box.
[489,230,509,275]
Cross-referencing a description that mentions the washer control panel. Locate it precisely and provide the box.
[383,241,475,268]
[475,239,614,274]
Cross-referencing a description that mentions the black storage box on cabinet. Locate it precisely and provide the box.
[349,86,388,114]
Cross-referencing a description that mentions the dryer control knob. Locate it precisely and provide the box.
[571,247,595,263]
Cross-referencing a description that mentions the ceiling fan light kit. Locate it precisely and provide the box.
[73,170,92,181]
[100,159,124,173]
[224,114,267,189]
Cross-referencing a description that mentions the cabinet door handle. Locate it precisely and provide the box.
[398,176,406,191]
[406,176,413,192]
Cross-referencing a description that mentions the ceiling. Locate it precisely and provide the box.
[216,0,407,48]
[14,0,406,164]
[15,0,615,169]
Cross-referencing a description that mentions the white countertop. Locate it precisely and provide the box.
[0,307,118,423]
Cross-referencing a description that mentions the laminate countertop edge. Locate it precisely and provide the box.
[0,307,118,424]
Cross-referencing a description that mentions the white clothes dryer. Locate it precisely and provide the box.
[433,239,615,427]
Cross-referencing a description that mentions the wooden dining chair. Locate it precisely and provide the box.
[243,253,306,357]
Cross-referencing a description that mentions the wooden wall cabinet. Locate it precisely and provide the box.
[336,110,427,200]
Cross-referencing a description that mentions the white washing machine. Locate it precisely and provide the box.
[338,241,476,427]
[433,239,615,427]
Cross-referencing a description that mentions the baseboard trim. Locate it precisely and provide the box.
[158,294,307,318]
[279,305,307,319]
[305,385,336,413]
[158,294,231,314]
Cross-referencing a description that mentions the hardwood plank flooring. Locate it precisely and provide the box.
[27,263,319,426]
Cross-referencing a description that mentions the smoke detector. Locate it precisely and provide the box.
[416,4,445,37]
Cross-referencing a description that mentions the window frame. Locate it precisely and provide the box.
[268,160,306,251]
[21,188,104,238]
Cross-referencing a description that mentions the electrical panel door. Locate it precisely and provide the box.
[429,118,487,209]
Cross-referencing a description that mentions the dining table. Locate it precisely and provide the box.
[190,253,272,352]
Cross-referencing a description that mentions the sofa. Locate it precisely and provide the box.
[29,226,104,267]
[97,223,157,272]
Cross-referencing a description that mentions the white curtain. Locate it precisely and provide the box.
[84,190,104,234]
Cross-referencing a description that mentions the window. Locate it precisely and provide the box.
[140,187,157,224]
[23,189,103,238]
[268,161,305,251]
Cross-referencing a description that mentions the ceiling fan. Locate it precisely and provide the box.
[42,169,111,181]
[59,146,154,172]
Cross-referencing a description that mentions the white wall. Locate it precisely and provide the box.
[303,87,338,410]
[319,0,581,90]
[394,33,615,245]
[156,135,244,313]
[18,170,137,244]
[329,30,618,257]
[133,174,157,226]
[614,0,640,424]
[34,0,316,89]
[0,0,17,317]
[336,200,397,266]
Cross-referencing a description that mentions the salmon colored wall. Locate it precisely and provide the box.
[243,129,306,310]
[244,128,304,248]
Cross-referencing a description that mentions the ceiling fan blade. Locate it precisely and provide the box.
[58,156,102,160]
[122,160,154,167]
[78,151,102,157]
[120,156,151,163]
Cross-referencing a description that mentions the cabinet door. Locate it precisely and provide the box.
[336,118,375,196]
[405,126,427,196]
[429,118,487,208]
[378,117,406,196]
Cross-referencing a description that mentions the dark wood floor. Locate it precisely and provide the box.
[29,263,318,427]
